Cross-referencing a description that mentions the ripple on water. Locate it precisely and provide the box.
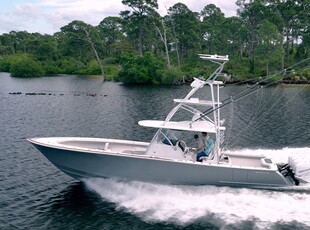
[0,73,309,229]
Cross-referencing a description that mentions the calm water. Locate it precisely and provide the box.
[0,72,310,229]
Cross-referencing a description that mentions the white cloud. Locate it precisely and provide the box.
[0,0,237,35]
[38,0,128,33]
[158,0,237,16]
[13,3,38,17]
[0,13,23,33]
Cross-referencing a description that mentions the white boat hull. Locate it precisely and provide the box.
[27,56,307,188]
[28,137,294,187]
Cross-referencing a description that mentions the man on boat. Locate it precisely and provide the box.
[201,132,214,156]
[194,134,206,162]
[194,132,215,162]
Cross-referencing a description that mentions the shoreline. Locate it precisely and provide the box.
[225,79,310,86]
[1,72,309,86]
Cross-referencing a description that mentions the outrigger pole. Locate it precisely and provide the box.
[194,56,310,122]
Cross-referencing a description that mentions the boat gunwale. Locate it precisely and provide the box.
[27,137,279,171]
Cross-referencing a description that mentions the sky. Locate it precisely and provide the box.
[0,0,238,35]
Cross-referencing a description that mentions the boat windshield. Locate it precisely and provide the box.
[157,129,200,147]
[160,130,180,146]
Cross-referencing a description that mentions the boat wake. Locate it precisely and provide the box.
[84,147,310,229]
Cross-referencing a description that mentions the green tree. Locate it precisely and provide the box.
[121,0,159,55]
[222,16,247,57]
[166,3,201,82]
[60,20,105,79]
[200,4,225,54]
[167,3,200,57]
[9,54,44,77]
[257,20,284,75]
[237,0,269,74]
[0,33,15,56]
[267,0,308,66]
[149,12,172,69]
[299,0,310,58]
[119,52,164,84]
[97,16,127,55]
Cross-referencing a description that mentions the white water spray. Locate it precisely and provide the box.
[85,147,310,228]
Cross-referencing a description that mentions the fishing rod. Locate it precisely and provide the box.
[222,57,310,103]
[225,83,309,150]
[194,56,310,121]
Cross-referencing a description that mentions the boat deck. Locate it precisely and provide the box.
[29,137,277,170]
[32,137,149,155]
[61,139,148,154]
[224,153,275,169]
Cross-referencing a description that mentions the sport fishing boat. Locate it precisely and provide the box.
[28,54,310,188]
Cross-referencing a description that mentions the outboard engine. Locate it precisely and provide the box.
[279,153,310,185]
[278,163,299,185]
[288,154,310,183]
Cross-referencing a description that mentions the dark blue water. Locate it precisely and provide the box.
[1,72,310,229]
